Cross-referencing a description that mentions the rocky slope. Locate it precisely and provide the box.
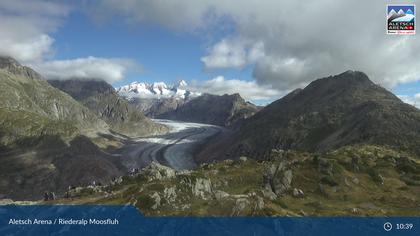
[48,145,420,216]
[0,57,129,200]
[198,71,420,161]
[48,79,168,137]
[0,57,107,147]
[156,93,259,127]
[117,80,259,127]
[117,80,200,118]
[128,97,190,118]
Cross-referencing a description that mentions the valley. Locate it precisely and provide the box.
[117,119,226,171]
[0,56,418,216]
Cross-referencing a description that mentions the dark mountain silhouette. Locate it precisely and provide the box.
[157,93,259,127]
[197,71,420,161]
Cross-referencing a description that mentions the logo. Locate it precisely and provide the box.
[387,4,415,34]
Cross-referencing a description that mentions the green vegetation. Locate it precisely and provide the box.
[0,67,106,146]
[51,145,420,216]
[48,79,168,137]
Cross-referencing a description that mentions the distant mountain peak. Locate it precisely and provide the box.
[338,70,370,80]
[176,80,188,88]
[117,80,200,100]
[48,79,116,100]
[306,70,374,94]
[200,70,420,161]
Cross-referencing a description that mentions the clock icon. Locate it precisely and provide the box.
[384,222,393,231]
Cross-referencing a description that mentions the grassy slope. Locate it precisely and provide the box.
[198,72,420,162]
[83,93,167,137]
[0,70,106,145]
[50,145,420,216]
[47,79,168,138]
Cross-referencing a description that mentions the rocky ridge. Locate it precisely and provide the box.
[198,71,420,161]
[48,79,168,137]
[47,145,420,216]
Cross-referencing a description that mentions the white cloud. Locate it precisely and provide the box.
[0,0,69,63]
[189,76,284,102]
[201,38,264,69]
[91,0,420,91]
[0,1,138,83]
[32,57,139,83]
[398,94,420,108]
[0,34,54,63]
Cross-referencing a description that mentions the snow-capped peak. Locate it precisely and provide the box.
[176,80,188,88]
[152,82,168,89]
[116,80,201,100]
[397,9,405,15]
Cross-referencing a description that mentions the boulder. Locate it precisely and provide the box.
[292,188,304,198]
[141,162,176,181]
[239,156,248,162]
[262,188,277,200]
[214,190,230,201]
[163,187,177,203]
[263,160,293,197]
[352,177,360,185]
[150,192,161,210]
[192,178,212,199]
[318,159,333,175]
[231,198,250,216]
[43,191,56,201]
[255,196,265,210]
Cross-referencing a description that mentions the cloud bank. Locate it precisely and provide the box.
[189,76,284,102]
[0,0,136,83]
[32,57,139,83]
[91,0,420,91]
[0,0,68,63]
[201,39,264,69]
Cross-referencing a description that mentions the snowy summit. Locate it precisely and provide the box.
[117,80,201,99]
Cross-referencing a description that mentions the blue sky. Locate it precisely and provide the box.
[51,10,253,88]
[51,10,418,98]
[393,81,420,97]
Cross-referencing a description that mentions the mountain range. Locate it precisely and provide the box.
[1,55,420,212]
[117,80,200,100]
[117,81,259,126]
[0,57,166,200]
[0,57,107,148]
[48,79,168,137]
[197,71,420,162]
[156,93,260,127]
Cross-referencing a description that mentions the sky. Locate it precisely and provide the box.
[0,0,419,106]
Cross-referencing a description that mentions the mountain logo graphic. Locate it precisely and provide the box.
[387,4,415,35]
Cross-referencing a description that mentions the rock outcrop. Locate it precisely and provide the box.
[263,160,293,198]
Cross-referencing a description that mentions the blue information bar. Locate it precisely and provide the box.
[0,205,418,236]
